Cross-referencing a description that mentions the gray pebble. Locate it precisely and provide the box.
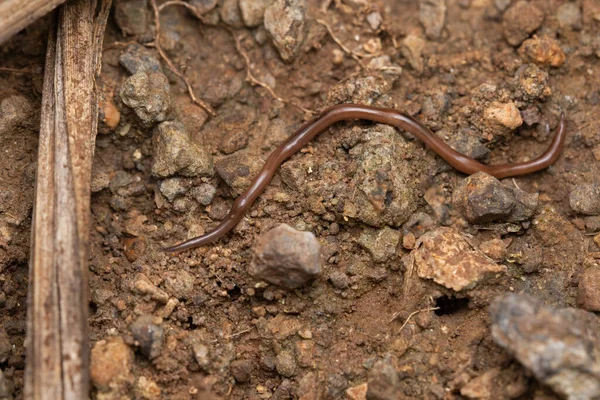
[119,43,161,75]
[264,0,306,62]
[193,343,210,369]
[367,355,399,400]
[114,0,148,36]
[163,269,195,300]
[419,0,446,39]
[275,351,296,377]
[220,0,244,27]
[230,359,254,383]
[357,226,401,263]
[120,70,171,126]
[250,224,321,289]
[152,121,214,178]
[159,178,187,202]
[453,172,515,223]
[569,184,600,215]
[130,315,163,359]
[557,2,582,29]
[190,183,217,206]
[490,293,600,399]
[239,0,273,27]
[329,271,349,290]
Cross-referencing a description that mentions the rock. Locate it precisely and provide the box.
[239,0,272,27]
[159,178,187,202]
[249,224,321,289]
[569,184,600,215]
[164,269,195,300]
[502,1,544,46]
[414,227,506,291]
[133,273,169,303]
[518,35,566,68]
[326,73,394,105]
[401,34,426,73]
[517,64,549,100]
[264,0,306,62]
[130,315,164,359]
[483,101,523,133]
[0,329,10,363]
[90,336,134,393]
[366,356,399,400]
[190,183,217,206]
[295,340,315,368]
[460,368,500,399]
[357,226,401,263]
[329,270,350,290]
[214,151,263,196]
[0,369,10,400]
[174,99,208,134]
[190,0,218,13]
[479,239,507,262]
[346,383,368,400]
[220,0,244,27]
[326,374,348,398]
[120,70,171,126]
[135,376,162,400]
[419,0,446,39]
[577,267,600,312]
[490,293,600,399]
[557,2,582,29]
[193,343,210,369]
[230,359,254,383]
[275,351,296,377]
[119,43,161,75]
[114,0,148,36]
[152,121,214,178]
[452,172,516,224]
[367,11,383,30]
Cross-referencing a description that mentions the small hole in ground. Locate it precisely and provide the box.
[434,295,469,316]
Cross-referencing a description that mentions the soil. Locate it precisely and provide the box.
[1,0,600,399]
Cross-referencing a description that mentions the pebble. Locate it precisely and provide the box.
[159,178,187,202]
[133,273,169,303]
[346,383,368,400]
[401,34,426,73]
[190,0,218,14]
[230,359,254,383]
[357,226,401,263]
[190,183,217,206]
[517,64,549,100]
[119,70,171,126]
[502,1,544,46]
[490,293,600,399]
[129,315,164,359]
[577,267,600,312]
[478,238,507,262]
[275,351,297,377]
[0,328,10,363]
[518,35,566,68]
[569,184,600,215]
[460,368,499,399]
[326,374,348,398]
[249,224,321,289]
[114,0,148,36]
[214,151,262,196]
[119,43,161,75]
[239,0,272,27]
[366,356,399,400]
[414,227,506,291]
[152,121,214,178]
[193,343,210,369]
[557,2,582,29]
[483,101,523,132]
[164,269,195,300]
[123,236,146,262]
[135,376,162,400]
[452,172,516,223]
[367,11,383,30]
[264,0,307,62]
[220,0,244,27]
[419,0,447,39]
[90,336,134,393]
[329,270,350,290]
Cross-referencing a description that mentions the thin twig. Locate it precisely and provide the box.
[316,18,378,65]
[158,0,209,23]
[149,0,216,117]
[390,307,440,331]
[232,32,315,115]
[209,327,254,343]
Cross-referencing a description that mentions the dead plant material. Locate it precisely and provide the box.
[316,18,379,65]
[0,0,66,45]
[391,307,441,331]
[149,0,216,117]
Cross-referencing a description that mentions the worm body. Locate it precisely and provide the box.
[164,104,566,253]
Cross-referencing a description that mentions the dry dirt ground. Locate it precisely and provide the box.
[1,0,600,399]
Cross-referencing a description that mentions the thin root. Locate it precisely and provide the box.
[316,18,379,66]
[149,0,216,117]
[390,307,440,331]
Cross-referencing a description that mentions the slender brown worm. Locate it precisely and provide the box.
[164,104,566,253]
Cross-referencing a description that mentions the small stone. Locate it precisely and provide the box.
[414,227,506,291]
[367,356,399,400]
[164,269,195,300]
[502,1,544,46]
[130,315,163,359]
[193,343,210,369]
[158,178,187,202]
[250,224,321,289]
[452,172,516,224]
[275,351,296,377]
[123,237,147,262]
[419,0,447,39]
[189,183,217,206]
[483,101,523,132]
[490,293,600,399]
[230,359,254,383]
[220,0,244,27]
[326,374,348,398]
[479,239,507,262]
[119,43,161,75]
[518,35,566,67]
[460,368,500,399]
[569,184,600,215]
[557,2,582,29]
[152,121,214,178]
[264,0,306,62]
[346,383,368,400]
[239,0,272,27]
[90,336,134,393]
[135,376,162,400]
[401,34,426,73]
[357,226,401,263]
[367,11,382,30]
[133,273,169,303]
[329,270,349,290]
[0,328,10,363]
[517,64,549,99]
[190,0,218,14]
[114,0,148,36]
[120,70,171,126]
[577,267,600,311]
[214,151,263,196]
